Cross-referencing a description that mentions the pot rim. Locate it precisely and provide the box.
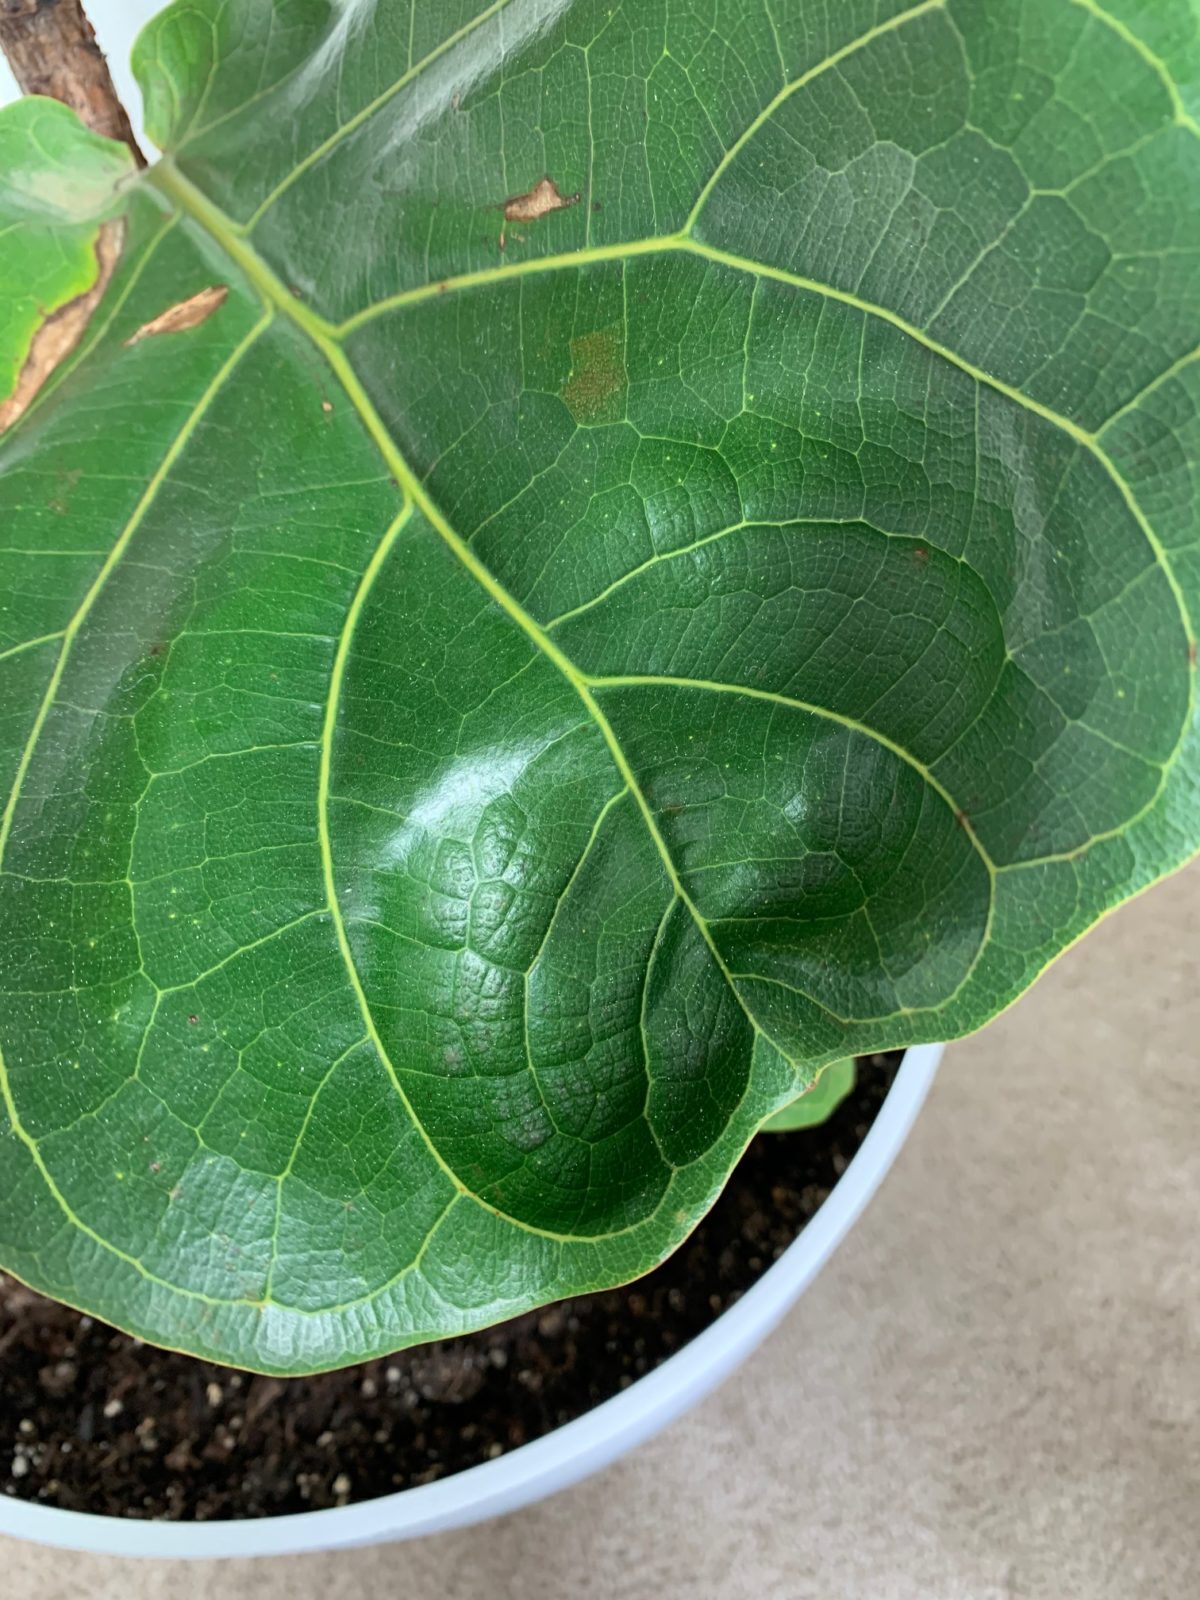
[0,1043,942,1558]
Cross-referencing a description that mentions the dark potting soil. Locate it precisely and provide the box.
[0,1053,899,1521]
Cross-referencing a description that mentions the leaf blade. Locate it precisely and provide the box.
[0,0,1197,1371]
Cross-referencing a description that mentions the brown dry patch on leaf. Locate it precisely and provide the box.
[125,285,229,346]
[502,176,581,223]
[0,219,124,434]
[562,326,626,425]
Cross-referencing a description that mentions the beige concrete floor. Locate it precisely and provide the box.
[3,861,1197,1598]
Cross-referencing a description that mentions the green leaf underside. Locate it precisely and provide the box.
[0,0,1198,1373]
[762,1057,856,1131]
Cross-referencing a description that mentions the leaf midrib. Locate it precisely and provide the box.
[150,164,796,1074]
[152,136,1199,1062]
[157,0,1196,736]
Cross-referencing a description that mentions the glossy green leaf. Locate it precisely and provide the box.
[0,0,1197,1374]
[761,1058,856,1132]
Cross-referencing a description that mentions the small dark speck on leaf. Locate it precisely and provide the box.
[592,200,603,213]
[1190,640,1197,666]
[188,1014,198,1025]
[913,546,929,564]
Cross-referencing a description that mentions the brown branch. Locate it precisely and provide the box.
[0,0,145,165]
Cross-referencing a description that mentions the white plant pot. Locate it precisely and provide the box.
[0,1043,941,1558]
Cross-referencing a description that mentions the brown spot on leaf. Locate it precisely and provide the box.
[321,399,333,413]
[561,325,626,424]
[501,176,581,224]
[47,466,82,516]
[125,284,229,346]
[1190,639,1198,666]
[0,219,124,434]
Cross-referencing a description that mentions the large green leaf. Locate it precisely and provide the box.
[0,0,1197,1374]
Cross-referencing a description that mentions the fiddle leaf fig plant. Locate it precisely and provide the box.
[0,0,1197,1375]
